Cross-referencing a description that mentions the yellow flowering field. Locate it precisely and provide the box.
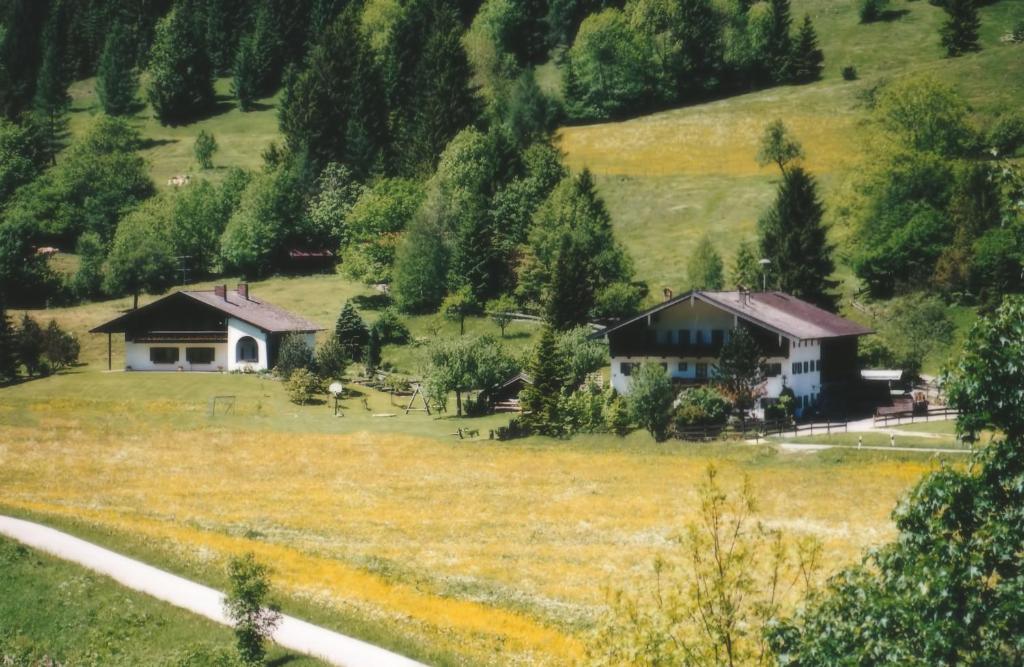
[0,378,942,665]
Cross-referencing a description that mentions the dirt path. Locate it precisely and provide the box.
[0,516,425,667]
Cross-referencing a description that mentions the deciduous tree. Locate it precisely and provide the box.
[224,553,282,664]
[627,362,674,441]
[687,234,725,290]
[756,119,804,175]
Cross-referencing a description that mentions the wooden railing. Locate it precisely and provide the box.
[674,418,849,442]
[873,406,959,427]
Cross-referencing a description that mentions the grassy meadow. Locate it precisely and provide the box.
[0,536,325,666]
[0,276,965,664]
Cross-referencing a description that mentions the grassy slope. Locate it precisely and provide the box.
[557,0,1024,292]
[0,536,323,666]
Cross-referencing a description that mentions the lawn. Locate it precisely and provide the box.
[771,430,971,449]
[0,536,324,666]
[0,360,958,664]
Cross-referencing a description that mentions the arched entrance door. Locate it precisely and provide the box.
[236,336,259,364]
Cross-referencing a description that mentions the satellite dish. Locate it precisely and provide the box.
[329,382,344,397]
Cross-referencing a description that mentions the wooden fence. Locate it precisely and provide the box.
[872,406,959,427]
[674,418,849,443]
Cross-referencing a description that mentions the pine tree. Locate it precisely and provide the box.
[766,0,794,84]
[521,324,566,434]
[687,235,725,290]
[147,5,216,125]
[731,240,763,290]
[96,21,139,116]
[758,167,838,310]
[789,15,823,83]
[15,313,43,377]
[334,301,369,361]
[545,233,592,331]
[940,0,981,57]
[33,35,69,164]
[0,0,50,118]
[0,303,18,381]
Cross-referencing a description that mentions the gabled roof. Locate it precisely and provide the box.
[90,289,323,335]
[594,290,873,341]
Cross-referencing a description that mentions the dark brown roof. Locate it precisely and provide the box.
[91,289,323,335]
[596,290,873,341]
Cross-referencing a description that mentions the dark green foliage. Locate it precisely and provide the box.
[591,281,647,320]
[314,334,348,381]
[340,178,424,285]
[69,232,106,301]
[274,333,315,379]
[0,116,45,207]
[335,301,369,362]
[730,239,762,290]
[758,167,838,310]
[386,0,481,176]
[0,0,50,118]
[771,296,1024,665]
[556,326,607,387]
[96,21,139,116]
[15,314,44,377]
[223,553,281,665]
[194,130,218,169]
[520,325,567,434]
[0,217,56,308]
[519,169,635,325]
[789,14,823,83]
[41,319,79,372]
[940,0,981,57]
[231,33,260,111]
[626,362,674,441]
[714,326,764,414]
[33,32,70,164]
[876,293,954,375]
[371,307,410,344]
[147,4,216,125]
[673,386,730,428]
[687,234,725,290]
[168,177,246,278]
[442,286,480,335]
[756,119,804,175]
[424,334,517,416]
[206,0,253,74]
[0,304,18,381]
[841,65,857,81]
[392,210,450,313]
[988,113,1024,157]
[858,0,888,23]
[102,201,176,310]
[933,162,1003,295]
[765,0,794,83]
[364,327,382,372]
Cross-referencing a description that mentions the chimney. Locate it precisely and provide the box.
[237,283,249,300]
[663,287,673,302]
[214,284,227,300]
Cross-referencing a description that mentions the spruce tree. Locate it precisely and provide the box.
[687,235,725,290]
[940,0,981,57]
[334,301,369,361]
[147,5,216,125]
[0,0,50,118]
[731,240,762,290]
[790,15,824,83]
[766,0,794,84]
[33,37,69,164]
[231,34,259,111]
[521,325,566,434]
[545,233,592,331]
[0,303,18,382]
[758,167,838,310]
[96,21,139,116]
[15,313,43,377]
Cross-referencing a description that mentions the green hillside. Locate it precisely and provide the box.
[557,0,1024,292]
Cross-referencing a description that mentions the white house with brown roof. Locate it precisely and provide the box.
[91,284,322,372]
[594,290,873,417]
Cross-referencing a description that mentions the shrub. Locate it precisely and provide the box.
[673,387,731,429]
[494,417,532,441]
[842,65,858,81]
[285,368,320,405]
[559,384,607,434]
[988,113,1024,156]
[274,333,314,379]
[223,553,281,665]
[371,307,410,344]
[627,363,675,441]
[314,335,348,382]
[858,0,888,23]
[602,389,632,436]
[41,320,79,371]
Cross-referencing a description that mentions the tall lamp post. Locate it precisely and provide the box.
[759,258,771,292]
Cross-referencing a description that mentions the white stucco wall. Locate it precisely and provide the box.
[227,318,269,372]
[124,341,228,371]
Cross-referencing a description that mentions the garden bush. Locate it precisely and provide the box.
[673,387,731,431]
[285,368,321,404]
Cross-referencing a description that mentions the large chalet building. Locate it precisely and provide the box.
[594,290,873,417]
[91,284,322,372]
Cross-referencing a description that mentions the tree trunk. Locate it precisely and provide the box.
[133,292,139,310]
[456,390,463,417]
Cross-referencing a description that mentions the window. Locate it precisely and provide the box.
[236,336,259,363]
[696,362,708,379]
[711,329,724,347]
[802,361,809,373]
[678,361,688,372]
[762,362,782,377]
[694,330,705,345]
[816,359,822,371]
[678,329,690,346]
[665,330,674,344]
[186,347,215,364]
[620,362,633,376]
[150,347,179,364]
[792,361,802,375]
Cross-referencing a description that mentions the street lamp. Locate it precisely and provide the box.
[759,258,771,292]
